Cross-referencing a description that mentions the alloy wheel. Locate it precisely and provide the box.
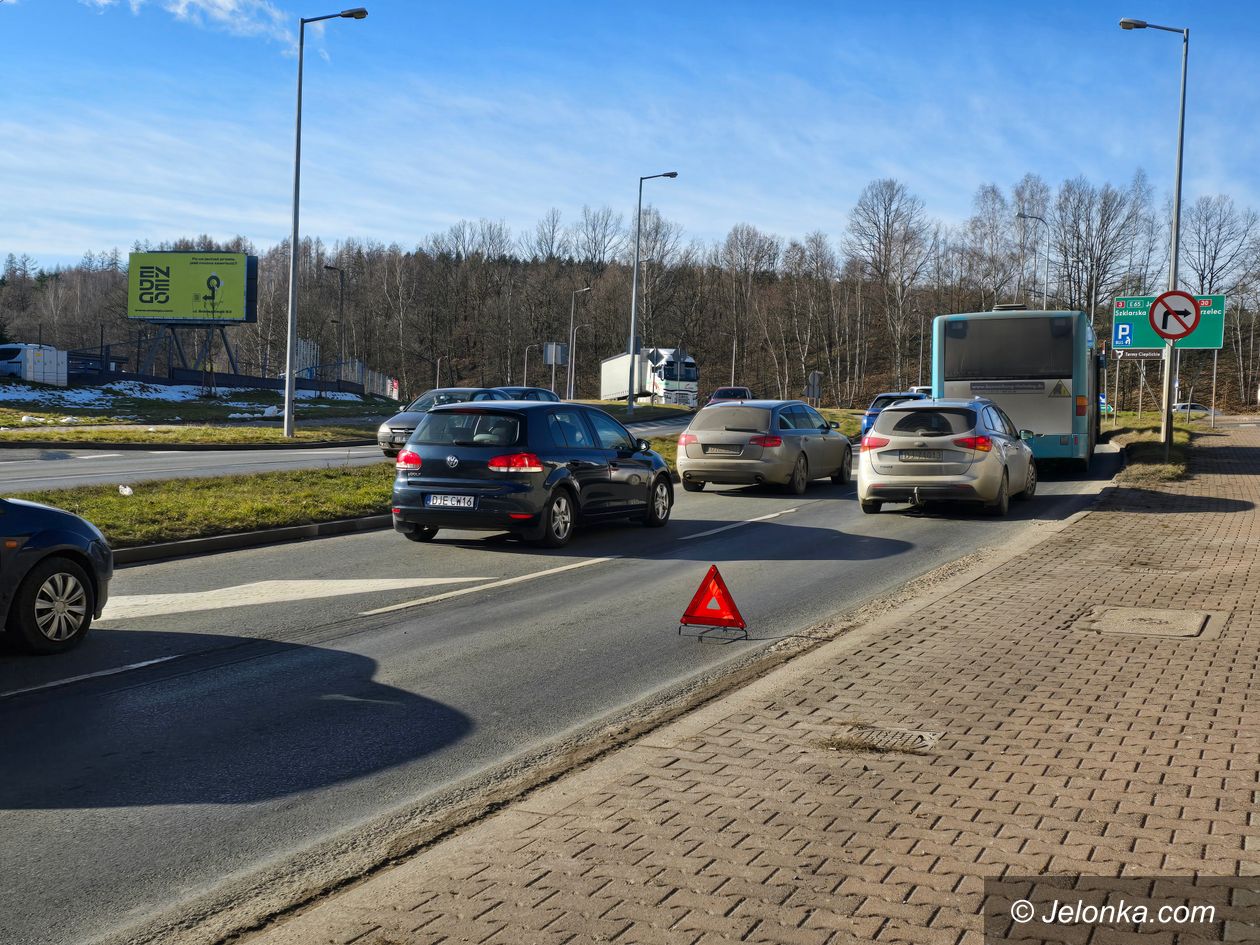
[34,571,88,642]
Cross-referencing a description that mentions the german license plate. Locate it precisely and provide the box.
[705,445,740,455]
[899,449,941,462]
[425,494,477,509]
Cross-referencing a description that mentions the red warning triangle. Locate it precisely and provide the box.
[680,565,746,630]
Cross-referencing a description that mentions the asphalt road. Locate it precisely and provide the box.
[0,447,1118,945]
[0,416,692,492]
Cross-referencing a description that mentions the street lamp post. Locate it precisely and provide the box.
[566,286,590,399]
[571,324,592,398]
[1120,16,1189,459]
[1015,212,1050,310]
[523,343,540,387]
[435,354,448,388]
[626,171,678,416]
[323,264,345,383]
[282,7,368,437]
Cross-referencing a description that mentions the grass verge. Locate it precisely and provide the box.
[14,465,395,548]
[0,408,130,428]
[1108,412,1195,485]
[0,424,376,446]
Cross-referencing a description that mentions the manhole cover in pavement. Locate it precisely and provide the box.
[823,725,943,754]
[1080,607,1208,637]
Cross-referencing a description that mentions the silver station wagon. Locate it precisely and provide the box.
[856,398,1036,516]
[676,400,853,494]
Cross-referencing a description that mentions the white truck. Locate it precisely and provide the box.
[600,347,698,407]
[0,343,68,386]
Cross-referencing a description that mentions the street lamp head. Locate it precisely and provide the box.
[577,286,591,294]
[323,264,341,271]
[340,7,368,18]
[662,171,679,178]
[1119,17,1147,29]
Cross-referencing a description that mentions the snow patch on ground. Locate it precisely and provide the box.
[0,380,377,409]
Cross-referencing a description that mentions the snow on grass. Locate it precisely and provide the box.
[0,380,379,408]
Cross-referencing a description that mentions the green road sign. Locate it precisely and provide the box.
[1111,294,1225,350]
[127,252,257,322]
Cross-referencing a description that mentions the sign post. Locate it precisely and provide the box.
[1148,290,1201,460]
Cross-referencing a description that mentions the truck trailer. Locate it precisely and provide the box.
[600,347,698,407]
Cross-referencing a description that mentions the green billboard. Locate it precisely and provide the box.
[127,252,257,322]
[1111,294,1225,350]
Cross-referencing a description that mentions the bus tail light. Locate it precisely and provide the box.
[952,435,993,452]
[860,434,890,451]
[1075,395,1087,416]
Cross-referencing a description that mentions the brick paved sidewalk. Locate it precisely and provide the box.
[249,429,1260,945]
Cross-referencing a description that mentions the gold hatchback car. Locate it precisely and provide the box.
[676,400,853,494]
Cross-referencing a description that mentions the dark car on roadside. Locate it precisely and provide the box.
[706,386,754,405]
[391,401,674,547]
[1,498,113,654]
[493,386,561,402]
[859,391,929,437]
[376,387,510,456]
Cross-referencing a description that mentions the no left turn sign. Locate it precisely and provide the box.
[1148,290,1201,342]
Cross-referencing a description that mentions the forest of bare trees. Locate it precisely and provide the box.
[4,170,1259,408]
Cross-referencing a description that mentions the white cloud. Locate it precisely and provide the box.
[79,0,293,44]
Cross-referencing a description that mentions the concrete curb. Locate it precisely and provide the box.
[113,515,392,565]
[0,439,375,452]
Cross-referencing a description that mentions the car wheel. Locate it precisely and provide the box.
[6,556,95,654]
[536,489,575,548]
[402,526,438,542]
[787,455,808,495]
[1016,461,1037,500]
[682,480,705,492]
[986,472,1010,517]
[643,477,672,527]
[831,449,852,485]
[383,449,399,458]
[860,499,882,514]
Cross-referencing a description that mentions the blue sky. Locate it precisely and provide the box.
[3,0,1258,267]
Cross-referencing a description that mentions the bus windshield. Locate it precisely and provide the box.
[942,316,1075,380]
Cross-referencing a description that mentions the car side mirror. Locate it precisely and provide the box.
[636,438,651,452]
[1019,429,1035,441]
[829,420,841,429]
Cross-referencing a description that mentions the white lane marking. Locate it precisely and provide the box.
[361,556,617,616]
[103,577,487,621]
[77,453,123,459]
[0,655,183,700]
[678,507,800,541]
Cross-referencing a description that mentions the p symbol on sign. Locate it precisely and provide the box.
[1116,324,1132,346]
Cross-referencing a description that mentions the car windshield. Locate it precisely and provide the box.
[411,410,522,447]
[869,394,917,411]
[875,407,976,437]
[406,391,474,412]
[691,405,771,432]
[0,347,22,360]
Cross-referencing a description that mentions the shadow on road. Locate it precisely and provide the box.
[1099,486,1253,515]
[0,632,471,809]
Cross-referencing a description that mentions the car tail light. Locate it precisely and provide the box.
[678,432,697,446]
[488,452,544,472]
[749,434,783,447]
[391,507,402,515]
[952,435,993,452]
[860,434,890,451]
[1075,395,1087,416]
[395,450,422,471]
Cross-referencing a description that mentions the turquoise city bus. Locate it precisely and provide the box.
[931,307,1100,469]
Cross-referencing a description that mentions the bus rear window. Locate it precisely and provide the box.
[943,316,1075,380]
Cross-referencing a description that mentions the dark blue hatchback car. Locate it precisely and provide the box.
[860,391,929,436]
[391,401,673,547]
[1,498,113,653]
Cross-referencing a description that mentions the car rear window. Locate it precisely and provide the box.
[411,410,522,447]
[691,405,771,432]
[406,391,475,411]
[712,388,748,398]
[869,394,919,411]
[874,407,976,437]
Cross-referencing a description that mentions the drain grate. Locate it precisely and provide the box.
[823,724,943,754]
